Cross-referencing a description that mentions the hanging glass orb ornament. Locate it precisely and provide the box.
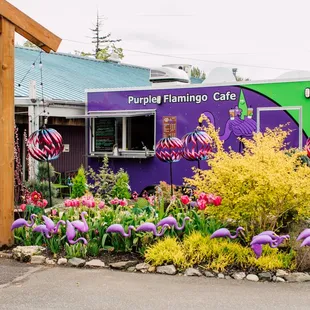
[306,138,310,158]
[181,130,212,165]
[155,137,183,163]
[27,128,64,161]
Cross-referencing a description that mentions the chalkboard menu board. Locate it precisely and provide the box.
[94,118,115,152]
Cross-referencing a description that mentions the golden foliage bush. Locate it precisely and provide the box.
[144,232,296,272]
[185,126,310,238]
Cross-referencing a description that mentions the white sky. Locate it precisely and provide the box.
[8,0,310,80]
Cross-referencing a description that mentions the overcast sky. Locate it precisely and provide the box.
[9,0,310,80]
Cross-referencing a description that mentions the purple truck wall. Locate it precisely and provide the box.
[87,85,305,194]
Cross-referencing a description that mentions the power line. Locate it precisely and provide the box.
[62,38,307,71]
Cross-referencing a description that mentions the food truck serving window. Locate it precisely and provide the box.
[90,110,156,157]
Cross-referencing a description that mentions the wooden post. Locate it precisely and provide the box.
[0,0,61,247]
[0,17,15,246]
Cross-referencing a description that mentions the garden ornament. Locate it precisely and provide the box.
[250,234,290,259]
[156,216,190,231]
[300,235,310,247]
[71,211,89,233]
[42,215,65,233]
[181,129,212,169]
[155,136,183,195]
[106,224,135,238]
[11,214,37,231]
[256,230,279,239]
[66,220,88,245]
[296,228,310,241]
[306,138,310,158]
[210,227,245,239]
[136,222,170,237]
[32,224,52,239]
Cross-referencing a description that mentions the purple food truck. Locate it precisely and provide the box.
[84,79,309,194]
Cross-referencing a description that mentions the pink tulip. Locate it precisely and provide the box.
[42,199,48,207]
[110,198,120,205]
[197,199,207,210]
[51,209,58,216]
[180,195,190,205]
[198,192,208,201]
[20,203,26,211]
[119,199,128,207]
[98,201,105,209]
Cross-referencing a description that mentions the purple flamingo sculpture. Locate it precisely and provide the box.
[66,220,88,245]
[297,228,310,241]
[300,235,310,247]
[136,223,170,237]
[106,224,135,238]
[11,214,37,231]
[250,234,290,258]
[42,215,65,233]
[71,211,89,233]
[156,216,190,231]
[33,224,52,239]
[256,230,278,238]
[210,227,245,239]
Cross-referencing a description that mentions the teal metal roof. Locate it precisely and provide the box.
[15,46,202,101]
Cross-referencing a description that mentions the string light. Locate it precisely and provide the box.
[17,52,41,88]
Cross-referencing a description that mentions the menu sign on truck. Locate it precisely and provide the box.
[94,118,115,152]
[163,116,177,138]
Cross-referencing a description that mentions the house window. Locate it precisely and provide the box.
[91,110,156,157]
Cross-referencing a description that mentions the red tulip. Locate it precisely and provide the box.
[197,199,207,210]
[180,195,190,205]
[213,196,222,206]
[20,203,26,211]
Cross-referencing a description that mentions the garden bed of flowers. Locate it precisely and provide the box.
[9,126,310,278]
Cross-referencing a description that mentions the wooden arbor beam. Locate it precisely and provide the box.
[0,1,61,246]
[0,0,61,52]
[0,17,15,246]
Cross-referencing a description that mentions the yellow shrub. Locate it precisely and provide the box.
[144,232,296,272]
[144,237,186,267]
[185,126,310,238]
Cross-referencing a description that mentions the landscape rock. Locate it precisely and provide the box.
[275,277,285,282]
[57,258,67,265]
[135,263,150,271]
[246,274,259,282]
[148,266,156,273]
[184,268,202,277]
[68,258,86,268]
[276,269,288,277]
[0,251,12,259]
[218,273,225,279]
[225,275,233,280]
[258,272,272,281]
[85,259,105,268]
[284,272,310,283]
[156,265,177,275]
[127,267,136,272]
[30,255,46,264]
[45,258,56,265]
[109,261,138,270]
[296,246,310,271]
[232,272,246,280]
[204,271,215,278]
[12,246,45,262]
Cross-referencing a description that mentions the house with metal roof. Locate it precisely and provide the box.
[14,46,202,180]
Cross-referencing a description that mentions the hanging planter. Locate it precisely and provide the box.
[155,137,183,195]
[27,127,64,207]
[181,129,212,169]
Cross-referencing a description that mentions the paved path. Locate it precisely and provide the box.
[1,259,310,310]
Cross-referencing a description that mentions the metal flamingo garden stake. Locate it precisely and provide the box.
[156,216,190,231]
[136,223,170,237]
[11,214,37,231]
[66,220,88,245]
[71,211,89,233]
[210,227,245,239]
[32,224,53,239]
[42,215,65,233]
[27,125,64,208]
[155,137,183,195]
[181,129,212,169]
[106,224,135,237]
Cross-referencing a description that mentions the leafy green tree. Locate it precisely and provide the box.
[23,40,39,49]
[191,66,206,79]
[71,166,87,198]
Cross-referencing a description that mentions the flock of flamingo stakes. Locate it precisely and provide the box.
[10,212,310,259]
